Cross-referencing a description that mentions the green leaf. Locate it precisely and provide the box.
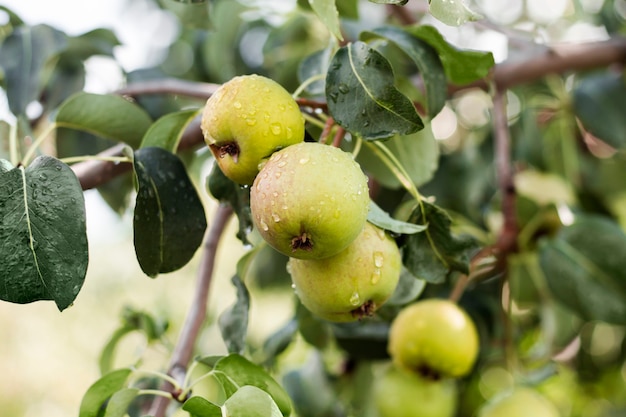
[326,41,423,140]
[539,215,626,324]
[66,28,121,59]
[357,128,439,189]
[0,24,67,115]
[386,267,427,305]
[331,321,391,360]
[79,368,133,417]
[132,147,207,277]
[103,388,140,417]
[308,0,343,40]
[369,0,409,4]
[362,26,447,118]
[298,47,332,96]
[218,275,250,354]
[573,72,626,149]
[295,300,332,349]
[0,156,88,311]
[162,0,212,29]
[262,320,298,363]
[406,25,494,85]
[56,92,153,148]
[402,201,476,283]
[367,201,427,234]
[206,162,252,245]
[183,396,222,417]
[223,385,283,417]
[214,354,293,417]
[428,0,482,26]
[140,109,201,152]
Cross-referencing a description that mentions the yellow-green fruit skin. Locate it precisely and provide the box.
[388,299,479,378]
[478,387,560,417]
[201,74,304,185]
[288,222,401,322]
[250,142,369,260]
[374,366,458,417]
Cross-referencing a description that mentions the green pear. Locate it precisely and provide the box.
[388,299,479,378]
[201,74,305,185]
[288,222,401,322]
[250,142,369,260]
[477,387,560,417]
[374,365,458,417]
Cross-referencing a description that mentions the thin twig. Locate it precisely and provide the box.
[149,204,234,417]
[116,79,220,99]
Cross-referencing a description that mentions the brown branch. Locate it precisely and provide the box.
[149,204,234,417]
[451,37,626,93]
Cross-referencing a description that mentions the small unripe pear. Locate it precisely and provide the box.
[288,222,401,322]
[478,387,560,417]
[374,365,458,417]
[250,142,369,260]
[201,74,305,185]
[388,299,479,378]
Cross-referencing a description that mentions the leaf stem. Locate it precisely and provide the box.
[9,121,19,166]
[138,389,174,399]
[130,369,181,391]
[60,155,132,165]
[365,140,421,201]
[21,122,57,166]
[292,74,326,99]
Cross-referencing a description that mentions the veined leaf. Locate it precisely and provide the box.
[140,108,201,152]
[56,92,153,148]
[132,147,207,277]
[428,0,482,26]
[79,368,133,417]
[402,201,476,283]
[362,26,447,118]
[308,0,343,40]
[539,215,626,324]
[0,156,88,311]
[0,24,67,115]
[406,25,494,85]
[326,41,423,140]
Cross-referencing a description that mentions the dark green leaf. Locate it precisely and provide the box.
[218,275,250,354]
[573,72,626,149]
[223,385,283,417]
[308,0,343,40]
[539,215,626,324]
[298,47,332,96]
[140,109,201,152]
[182,396,222,417]
[132,147,207,277]
[79,368,133,417]
[367,201,427,234]
[428,0,482,26]
[56,92,153,148]
[0,6,24,27]
[214,354,293,417]
[362,26,447,118]
[326,41,423,140]
[296,301,333,349]
[40,58,86,112]
[206,162,252,244]
[0,156,88,311]
[402,201,476,283]
[358,129,439,189]
[406,25,494,85]
[0,24,67,115]
[103,388,140,417]
[386,266,427,305]
[332,321,391,360]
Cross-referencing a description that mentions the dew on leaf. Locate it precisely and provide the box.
[338,83,350,94]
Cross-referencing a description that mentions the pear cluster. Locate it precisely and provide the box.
[201,74,402,322]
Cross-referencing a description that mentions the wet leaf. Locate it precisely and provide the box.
[362,26,447,118]
[298,47,332,96]
[428,0,482,26]
[402,201,476,283]
[132,147,207,277]
[326,41,423,140]
[56,92,153,148]
[0,156,88,311]
[539,215,626,324]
